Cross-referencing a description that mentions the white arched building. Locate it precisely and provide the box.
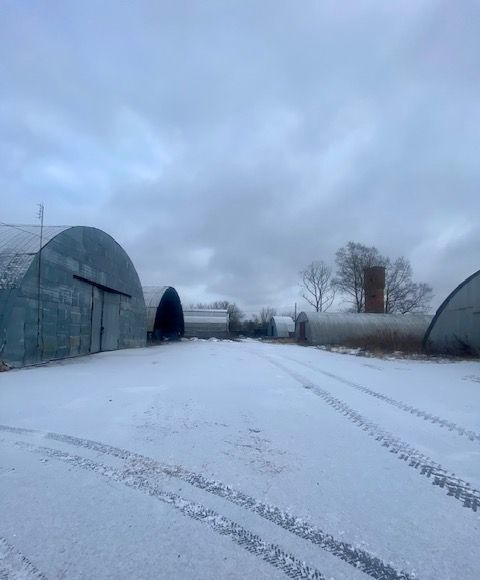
[267,316,295,338]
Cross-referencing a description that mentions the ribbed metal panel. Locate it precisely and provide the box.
[143,286,171,332]
[268,316,294,338]
[295,312,432,345]
[424,269,480,355]
[142,285,184,339]
[183,309,229,339]
[1,225,146,367]
[0,225,71,289]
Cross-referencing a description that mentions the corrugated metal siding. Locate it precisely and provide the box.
[143,286,170,333]
[424,270,480,355]
[0,225,71,289]
[183,309,229,339]
[295,312,432,345]
[269,316,294,338]
[0,225,146,367]
[142,285,184,339]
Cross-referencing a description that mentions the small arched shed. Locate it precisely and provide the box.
[295,311,432,347]
[143,286,184,341]
[268,316,295,338]
[0,224,146,367]
[423,269,480,355]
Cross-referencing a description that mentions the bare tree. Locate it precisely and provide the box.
[333,242,433,313]
[259,307,276,326]
[281,310,296,321]
[333,242,385,312]
[300,261,336,312]
[385,257,433,313]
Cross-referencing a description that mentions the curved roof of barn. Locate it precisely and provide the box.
[423,268,480,350]
[271,316,295,335]
[296,311,432,341]
[142,286,182,332]
[0,224,72,289]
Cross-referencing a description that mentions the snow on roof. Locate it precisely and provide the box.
[0,224,71,289]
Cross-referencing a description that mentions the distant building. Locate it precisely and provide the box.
[143,286,184,341]
[295,311,432,347]
[423,269,480,355]
[267,316,295,338]
[0,225,146,367]
[183,309,229,339]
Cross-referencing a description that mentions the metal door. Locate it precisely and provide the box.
[101,292,120,351]
[90,286,103,353]
[299,321,306,341]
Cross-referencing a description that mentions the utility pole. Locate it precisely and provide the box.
[36,203,44,357]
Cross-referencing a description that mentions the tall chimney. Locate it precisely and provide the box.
[364,266,385,313]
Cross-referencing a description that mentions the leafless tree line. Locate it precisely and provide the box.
[300,241,433,314]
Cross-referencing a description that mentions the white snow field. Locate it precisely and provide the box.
[1,339,479,580]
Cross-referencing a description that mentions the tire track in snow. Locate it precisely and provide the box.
[263,356,480,513]
[0,425,413,580]
[10,440,324,580]
[282,354,480,443]
[0,537,47,580]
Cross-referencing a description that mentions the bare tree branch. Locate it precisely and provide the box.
[299,261,336,312]
[385,258,433,313]
[259,307,276,326]
[333,242,385,312]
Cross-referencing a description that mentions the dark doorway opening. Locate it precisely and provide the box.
[152,287,184,341]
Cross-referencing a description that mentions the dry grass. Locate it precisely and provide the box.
[261,337,296,345]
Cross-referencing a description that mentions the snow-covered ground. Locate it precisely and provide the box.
[1,339,479,580]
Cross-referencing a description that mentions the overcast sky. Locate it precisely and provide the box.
[1,1,478,314]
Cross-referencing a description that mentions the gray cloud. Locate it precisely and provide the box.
[1,0,479,313]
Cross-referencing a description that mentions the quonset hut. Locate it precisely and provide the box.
[183,309,229,339]
[267,316,295,338]
[295,312,432,347]
[143,286,184,342]
[0,225,146,368]
[423,269,480,355]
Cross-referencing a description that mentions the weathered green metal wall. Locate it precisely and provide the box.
[0,226,146,367]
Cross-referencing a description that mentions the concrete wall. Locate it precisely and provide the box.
[0,227,146,367]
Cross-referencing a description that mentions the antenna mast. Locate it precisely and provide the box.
[36,203,44,357]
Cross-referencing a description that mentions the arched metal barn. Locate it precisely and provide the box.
[295,311,432,346]
[423,269,480,355]
[0,225,146,367]
[143,286,184,341]
[267,316,295,338]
